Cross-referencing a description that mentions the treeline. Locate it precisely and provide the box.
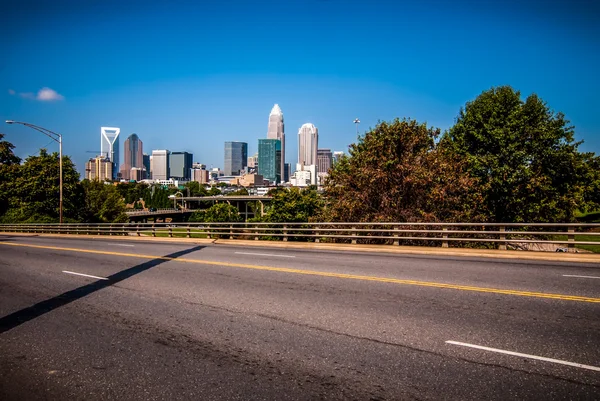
[1,86,599,224]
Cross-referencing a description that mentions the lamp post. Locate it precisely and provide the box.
[353,118,360,136]
[5,120,64,224]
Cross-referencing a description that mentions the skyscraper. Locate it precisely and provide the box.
[317,149,333,175]
[120,133,144,181]
[143,154,151,178]
[169,151,193,181]
[100,127,120,179]
[267,104,285,182]
[224,142,248,176]
[298,123,318,167]
[151,150,170,180]
[85,156,113,181]
[258,139,281,184]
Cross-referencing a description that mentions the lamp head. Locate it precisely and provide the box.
[5,120,15,124]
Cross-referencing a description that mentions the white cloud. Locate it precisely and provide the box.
[8,89,15,95]
[36,87,64,101]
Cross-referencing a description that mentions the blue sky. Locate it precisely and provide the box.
[2,0,599,176]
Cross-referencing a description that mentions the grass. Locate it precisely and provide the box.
[552,233,600,253]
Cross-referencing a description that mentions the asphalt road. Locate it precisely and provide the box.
[0,234,599,400]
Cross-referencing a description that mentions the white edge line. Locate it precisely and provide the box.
[107,243,135,247]
[562,274,600,279]
[446,340,600,372]
[62,270,109,281]
[235,251,295,258]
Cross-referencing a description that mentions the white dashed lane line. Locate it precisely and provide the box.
[62,271,109,281]
[446,340,600,372]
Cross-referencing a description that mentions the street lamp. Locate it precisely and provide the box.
[353,118,360,136]
[5,120,64,224]
[169,191,184,209]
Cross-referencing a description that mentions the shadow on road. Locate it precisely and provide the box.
[0,245,205,334]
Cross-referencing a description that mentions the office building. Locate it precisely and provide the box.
[298,123,318,167]
[120,133,144,181]
[100,127,120,179]
[169,151,193,180]
[317,148,333,176]
[267,104,285,182]
[85,156,113,181]
[258,139,281,184]
[332,151,345,164]
[192,168,210,184]
[151,150,170,180]
[224,141,248,176]
[143,154,151,179]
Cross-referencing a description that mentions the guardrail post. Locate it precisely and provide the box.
[393,226,399,246]
[152,224,156,237]
[187,224,191,238]
[352,226,357,244]
[315,225,320,243]
[230,224,233,238]
[283,225,288,241]
[442,227,448,248]
[254,224,258,240]
[568,227,575,250]
[168,226,173,238]
[136,224,140,236]
[499,226,506,250]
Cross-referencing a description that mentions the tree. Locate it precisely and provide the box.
[202,203,242,222]
[226,187,249,196]
[322,119,478,222]
[185,181,208,197]
[263,187,323,222]
[0,134,21,217]
[9,149,84,222]
[441,86,598,223]
[81,180,127,223]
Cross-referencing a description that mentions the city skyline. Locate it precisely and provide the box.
[3,0,599,177]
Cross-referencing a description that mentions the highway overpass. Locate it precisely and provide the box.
[0,234,598,400]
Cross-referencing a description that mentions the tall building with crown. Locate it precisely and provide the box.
[267,104,285,182]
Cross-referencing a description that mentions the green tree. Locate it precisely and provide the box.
[0,134,21,217]
[202,203,242,222]
[264,187,323,222]
[9,149,84,222]
[226,187,249,196]
[208,186,222,196]
[441,86,597,222]
[322,119,478,222]
[185,181,208,197]
[81,180,127,223]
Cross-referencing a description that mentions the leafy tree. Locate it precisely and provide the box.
[185,181,208,197]
[208,186,222,196]
[322,119,478,222]
[263,187,323,222]
[0,134,21,217]
[9,149,84,222]
[441,86,598,223]
[201,203,242,222]
[81,180,127,222]
[226,187,249,196]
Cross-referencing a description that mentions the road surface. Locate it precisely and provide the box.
[0,234,599,400]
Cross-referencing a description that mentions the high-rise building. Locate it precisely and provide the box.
[85,156,113,181]
[247,153,258,168]
[298,123,318,167]
[120,133,144,181]
[258,139,281,184]
[317,149,333,175]
[151,150,170,180]
[169,151,193,181]
[100,127,120,179]
[224,141,248,176]
[267,104,285,182]
[143,154,151,179]
[192,168,210,184]
[332,151,345,164]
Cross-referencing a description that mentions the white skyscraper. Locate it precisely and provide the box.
[267,104,285,182]
[100,127,120,179]
[151,150,170,180]
[298,123,318,167]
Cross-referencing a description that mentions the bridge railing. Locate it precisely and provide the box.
[2,222,600,252]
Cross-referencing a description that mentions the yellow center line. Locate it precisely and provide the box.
[2,241,599,303]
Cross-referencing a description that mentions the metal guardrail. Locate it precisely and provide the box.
[2,222,600,251]
[125,208,190,215]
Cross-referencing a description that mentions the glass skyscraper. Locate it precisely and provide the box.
[100,127,120,180]
[258,139,281,184]
[169,151,193,180]
[298,123,318,167]
[224,141,248,176]
[120,133,143,181]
